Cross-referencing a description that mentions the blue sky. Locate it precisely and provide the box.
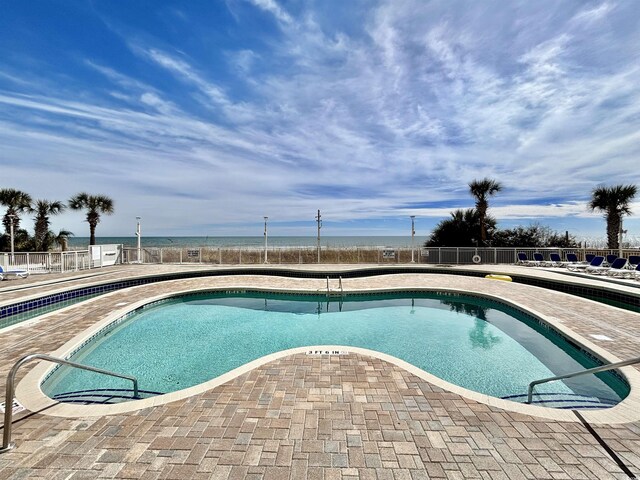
[1,0,639,241]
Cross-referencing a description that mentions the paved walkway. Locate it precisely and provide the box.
[1,266,640,478]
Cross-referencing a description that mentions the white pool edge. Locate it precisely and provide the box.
[16,283,640,425]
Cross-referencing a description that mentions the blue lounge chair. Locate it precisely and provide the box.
[516,252,532,266]
[532,252,545,266]
[568,256,604,272]
[605,254,618,266]
[607,258,631,277]
[593,257,627,275]
[628,255,640,269]
[547,253,566,267]
[565,253,580,267]
[632,264,640,281]
[585,254,596,263]
[0,265,30,280]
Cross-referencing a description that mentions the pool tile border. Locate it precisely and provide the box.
[3,265,640,330]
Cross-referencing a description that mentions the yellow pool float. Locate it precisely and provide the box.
[485,274,512,282]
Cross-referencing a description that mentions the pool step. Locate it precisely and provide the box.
[52,388,163,405]
[501,392,618,409]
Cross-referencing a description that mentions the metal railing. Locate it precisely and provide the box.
[1,353,139,454]
[1,251,91,274]
[121,246,640,266]
[323,276,344,297]
[526,356,640,404]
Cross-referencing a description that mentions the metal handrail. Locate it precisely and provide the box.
[1,353,139,454]
[324,276,344,297]
[526,356,640,404]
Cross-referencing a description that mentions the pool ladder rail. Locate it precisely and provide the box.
[525,355,640,405]
[1,353,140,454]
[324,276,344,298]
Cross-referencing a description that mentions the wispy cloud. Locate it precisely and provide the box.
[0,0,638,237]
[247,0,293,25]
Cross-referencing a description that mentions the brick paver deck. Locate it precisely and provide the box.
[1,265,640,479]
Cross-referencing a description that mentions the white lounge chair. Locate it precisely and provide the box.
[593,258,627,275]
[568,256,604,272]
[547,253,566,267]
[0,265,30,280]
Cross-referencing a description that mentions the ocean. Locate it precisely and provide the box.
[67,236,426,249]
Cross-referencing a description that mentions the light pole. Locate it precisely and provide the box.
[619,218,625,259]
[316,210,322,263]
[8,214,16,264]
[410,215,416,263]
[135,217,141,263]
[263,216,268,264]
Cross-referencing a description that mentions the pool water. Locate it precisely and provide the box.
[42,292,629,406]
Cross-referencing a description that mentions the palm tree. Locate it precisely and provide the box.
[588,184,637,249]
[0,188,33,234]
[425,209,496,247]
[33,199,66,251]
[50,229,74,251]
[468,178,503,247]
[68,193,114,245]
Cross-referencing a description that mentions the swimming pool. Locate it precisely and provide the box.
[41,291,628,408]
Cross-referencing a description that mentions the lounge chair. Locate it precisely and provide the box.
[585,256,611,274]
[627,255,640,270]
[605,254,618,267]
[593,257,627,275]
[0,265,30,280]
[516,252,533,266]
[607,258,631,277]
[632,264,640,281]
[532,252,546,266]
[565,253,581,267]
[547,253,566,267]
[568,256,604,272]
[585,254,596,263]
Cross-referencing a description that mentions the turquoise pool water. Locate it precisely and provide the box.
[42,292,628,406]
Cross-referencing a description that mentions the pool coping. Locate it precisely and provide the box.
[15,282,640,425]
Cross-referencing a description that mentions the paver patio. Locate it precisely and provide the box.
[1,265,640,479]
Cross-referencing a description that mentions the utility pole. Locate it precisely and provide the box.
[8,214,16,264]
[410,215,416,263]
[316,209,322,263]
[135,217,142,263]
[264,216,269,264]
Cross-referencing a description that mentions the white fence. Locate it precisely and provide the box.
[420,247,640,265]
[4,246,637,273]
[122,246,640,266]
[1,250,93,274]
